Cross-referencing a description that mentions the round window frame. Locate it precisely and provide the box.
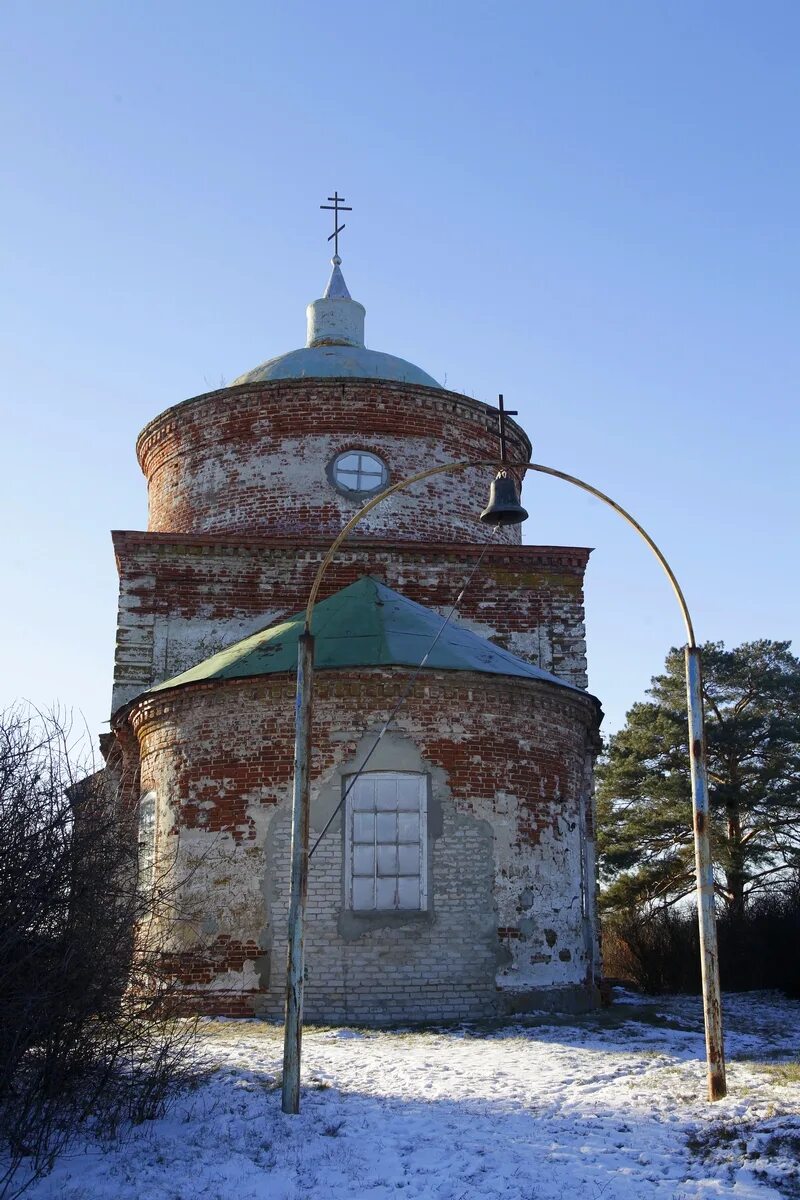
[327,449,390,500]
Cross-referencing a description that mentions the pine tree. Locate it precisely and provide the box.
[597,640,800,916]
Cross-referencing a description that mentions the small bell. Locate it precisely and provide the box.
[480,470,529,527]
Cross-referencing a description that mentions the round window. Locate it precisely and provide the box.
[330,450,389,496]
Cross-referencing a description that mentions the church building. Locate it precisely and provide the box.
[107,223,603,1022]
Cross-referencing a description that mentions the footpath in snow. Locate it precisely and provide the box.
[23,991,800,1200]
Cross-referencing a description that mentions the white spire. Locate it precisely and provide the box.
[322,254,351,299]
[306,256,365,349]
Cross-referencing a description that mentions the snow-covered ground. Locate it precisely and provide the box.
[23,991,800,1199]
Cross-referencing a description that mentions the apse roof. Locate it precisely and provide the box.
[148,577,585,697]
[232,258,442,389]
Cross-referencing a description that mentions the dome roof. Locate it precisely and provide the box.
[232,345,441,388]
[232,259,441,390]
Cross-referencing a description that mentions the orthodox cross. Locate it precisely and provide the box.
[320,191,352,259]
[490,393,518,463]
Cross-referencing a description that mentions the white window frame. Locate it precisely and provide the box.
[331,449,388,496]
[344,771,428,912]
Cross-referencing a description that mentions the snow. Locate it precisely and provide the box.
[20,991,800,1199]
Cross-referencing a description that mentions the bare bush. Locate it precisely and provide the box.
[602,908,701,993]
[603,886,800,996]
[0,706,196,1198]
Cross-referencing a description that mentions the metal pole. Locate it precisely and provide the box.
[685,645,726,1100]
[281,629,314,1114]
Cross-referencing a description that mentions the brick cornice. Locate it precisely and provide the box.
[122,666,601,739]
[111,529,592,570]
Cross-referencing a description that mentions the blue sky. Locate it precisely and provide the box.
[1,1,798,743]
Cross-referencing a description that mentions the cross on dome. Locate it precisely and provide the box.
[320,190,352,262]
[230,193,442,388]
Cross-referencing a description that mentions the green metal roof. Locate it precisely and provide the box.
[149,577,584,696]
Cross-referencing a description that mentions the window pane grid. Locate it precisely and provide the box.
[333,450,388,494]
[345,772,426,912]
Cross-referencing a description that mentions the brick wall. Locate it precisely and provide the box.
[123,667,600,1022]
[135,378,531,543]
[110,534,591,713]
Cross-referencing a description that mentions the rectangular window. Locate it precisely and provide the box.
[138,790,157,893]
[344,772,427,912]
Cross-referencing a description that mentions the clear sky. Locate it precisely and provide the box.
[1,1,798,746]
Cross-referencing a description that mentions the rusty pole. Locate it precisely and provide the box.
[686,646,726,1099]
[281,629,314,1114]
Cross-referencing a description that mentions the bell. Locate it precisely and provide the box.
[480,470,529,526]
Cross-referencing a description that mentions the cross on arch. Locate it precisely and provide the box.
[320,191,352,259]
[490,394,518,463]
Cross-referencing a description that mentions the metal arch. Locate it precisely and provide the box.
[284,456,726,1112]
[304,459,697,648]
